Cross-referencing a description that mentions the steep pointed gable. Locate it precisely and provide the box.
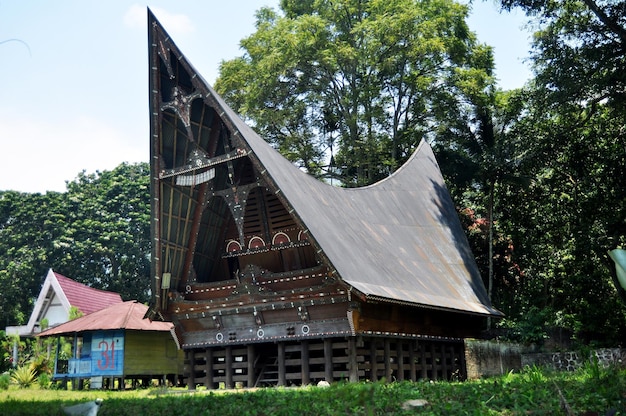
[16,269,123,335]
[147,10,499,320]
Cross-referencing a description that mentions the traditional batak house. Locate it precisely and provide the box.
[146,10,501,389]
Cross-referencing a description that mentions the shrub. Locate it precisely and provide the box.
[37,372,52,389]
[0,372,10,390]
[11,365,36,388]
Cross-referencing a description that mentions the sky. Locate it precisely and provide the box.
[0,1,533,194]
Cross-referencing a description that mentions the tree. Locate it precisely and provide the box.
[215,0,495,186]
[60,162,151,301]
[487,0,626,344]
[0,163,151,329]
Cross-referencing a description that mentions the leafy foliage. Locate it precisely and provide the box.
[10,365,36,388]
[0,163,150,329]
[216,0,494,186]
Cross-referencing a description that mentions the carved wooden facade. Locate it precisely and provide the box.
[146,10,500,389]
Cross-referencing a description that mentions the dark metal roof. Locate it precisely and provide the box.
[215,94,500,317]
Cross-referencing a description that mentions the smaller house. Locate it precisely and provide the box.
[5,268,123,337]
[38,300,184,389]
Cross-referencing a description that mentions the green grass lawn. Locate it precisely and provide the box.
[1,365,624,415]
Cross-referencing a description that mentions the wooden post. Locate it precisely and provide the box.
[205,348,214,389]
[247,345,255,388]
[348,337,358,382]
[301,340,310,386]
[431,343,438,381]
[459,343,467,380]
[442,344,449,380]
[420,342,427,380]
[409,340,417,381]
[277,342,286,386]
[384,338,392,382]
[324,339,333,383]
[369,339,378,381]
[186,350,195,390]
[396,340,404,381]
[225,346,233,389]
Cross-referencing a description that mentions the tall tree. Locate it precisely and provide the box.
[0,163,151,328]
[489,0,626,343]
[215,0,494,186]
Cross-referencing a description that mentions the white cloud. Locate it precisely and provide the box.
[124,4,195,35]
[0,113,146,194]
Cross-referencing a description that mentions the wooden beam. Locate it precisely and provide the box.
[301,341,310,386]
[186,350,195,390]
[348,337,358,382]
[205,348,214,389]
[369,339,378,381]
[247,345,255,388]
[384,339,392,382]
[324,339,333,383]
[225,346,233,389]
[409,340,417,382]
[277,342,286,386]
[396,340,404,382]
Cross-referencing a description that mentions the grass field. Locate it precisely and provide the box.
[1,365,624,415]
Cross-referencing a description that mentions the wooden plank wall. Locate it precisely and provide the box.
[184,336,465,389]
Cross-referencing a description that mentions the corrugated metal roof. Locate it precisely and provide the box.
[213,91,501,317]
[38,301,173,336]
[54,272,123,315]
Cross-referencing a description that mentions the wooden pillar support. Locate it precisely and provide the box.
[277,342,286,387]
[369,339,378,381]
[409,340,417,382]
[384,338,392,382]
[186,350,195,390]
[348,337,358,383]
[324,339,333,383]
[205,348,214,389]
[225,346,233,389]
[420,342,427,380]
[430,343,438,381]
[396,340,404,382]
[301,341,310,386]
[247,345,255,388]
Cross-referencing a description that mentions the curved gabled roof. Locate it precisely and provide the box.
[214,91,500,316]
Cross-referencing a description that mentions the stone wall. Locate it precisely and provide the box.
[464,339,626,379]
[521,348,626,371]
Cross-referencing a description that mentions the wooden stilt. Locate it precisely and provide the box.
[348,337,358,382]
[277,342,286,386]
[396,340,404,381]
[225,346,233,389]
[187,350,195,390]
[247,345,255,388]
[420,342,427,380]
[205,348,214,389]
[301,341,310,386]
[369,339,378,381]
[384,338,392,382]
[324,339,333,383]
[409,340,417,381]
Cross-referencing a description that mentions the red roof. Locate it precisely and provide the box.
[38,301,173,336]
[54,272,123,315]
